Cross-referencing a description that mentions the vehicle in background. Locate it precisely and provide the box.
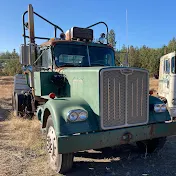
[157,51,176,120]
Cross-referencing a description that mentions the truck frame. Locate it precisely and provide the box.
[12,4,176,174]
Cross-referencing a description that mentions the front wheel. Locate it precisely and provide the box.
[46,116,74,174]
[136,137,167,153]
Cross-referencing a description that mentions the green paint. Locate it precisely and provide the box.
[41,97,99,136]
[36,67,171,137]
[33,41,174,154]
[61,67,101,115]
[57,121,176,154]
[34,72,59,96]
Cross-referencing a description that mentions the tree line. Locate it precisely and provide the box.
[109,29,176,76]
[1,33,176,76]
[0,49,21,76]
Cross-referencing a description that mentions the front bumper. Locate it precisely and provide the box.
[58,121,176,154]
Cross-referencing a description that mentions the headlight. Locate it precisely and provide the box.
[160,104,167,112]
[154,104,167,112]
[67,109,88,122]
[79,111,88,121]
[154,104,161,112]
[68,111,78,121]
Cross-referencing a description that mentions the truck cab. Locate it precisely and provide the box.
[158,51,176,119]
[12,4,176,174]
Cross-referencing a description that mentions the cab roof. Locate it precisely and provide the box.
[40,38,114,49]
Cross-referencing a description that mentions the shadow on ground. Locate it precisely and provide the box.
[64,140,176,176]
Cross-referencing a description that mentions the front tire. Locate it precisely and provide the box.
[136,137,167,153]
[46,116,73,174]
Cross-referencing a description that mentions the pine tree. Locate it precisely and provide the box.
[108,29,116,49]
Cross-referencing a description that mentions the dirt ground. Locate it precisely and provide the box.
[0,76,176,176]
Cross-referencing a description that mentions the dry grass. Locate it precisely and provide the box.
[0,114,58,176]
[0,76,58,176]
[0,76,13,99]
[8,115,44,150]
[149,78,159,96]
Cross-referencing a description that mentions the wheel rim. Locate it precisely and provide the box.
[47,126,58,167]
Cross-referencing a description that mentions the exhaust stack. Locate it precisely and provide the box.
[28,4,35,44]
[27,4,35,88]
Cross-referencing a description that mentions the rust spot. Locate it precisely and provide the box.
[40,39,85,47]
[55,67,68,73]
[28,4,35,43]
[149,124,155,138]
[120,132,132,144]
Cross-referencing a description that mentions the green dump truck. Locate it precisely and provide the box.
[12,4,176,174]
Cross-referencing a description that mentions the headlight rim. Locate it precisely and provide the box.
[78,111,88,121]
[160,104,167,112]
[67,111,78,122]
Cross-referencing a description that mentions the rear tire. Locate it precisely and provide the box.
[46,116,73,174]
[136,137,167,153]
[13,93,23,117]
[12,93,34,119]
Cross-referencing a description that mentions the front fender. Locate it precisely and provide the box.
[149,96,171,123]
[40,98,99,136]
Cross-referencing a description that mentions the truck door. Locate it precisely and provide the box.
[163,59,170,97]
[169,56,176,109]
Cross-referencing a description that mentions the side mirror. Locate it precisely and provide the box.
[20,44,36,65]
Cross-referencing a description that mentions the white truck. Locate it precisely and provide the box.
[157,51,176,120]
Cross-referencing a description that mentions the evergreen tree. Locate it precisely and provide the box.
[108,29,116,49]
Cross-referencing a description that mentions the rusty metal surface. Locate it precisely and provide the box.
[58,121,176,154]
[40,39,85,47]
[40,39,67,47]
[28,4,35,44]
[55,67,67,73]
[149,124,155,138]
[40,40,56,47]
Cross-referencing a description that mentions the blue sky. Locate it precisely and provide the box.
[0,0,176,52]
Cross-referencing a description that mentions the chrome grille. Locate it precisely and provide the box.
[100,68,149,130]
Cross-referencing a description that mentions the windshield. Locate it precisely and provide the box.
[53,44,114,67]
